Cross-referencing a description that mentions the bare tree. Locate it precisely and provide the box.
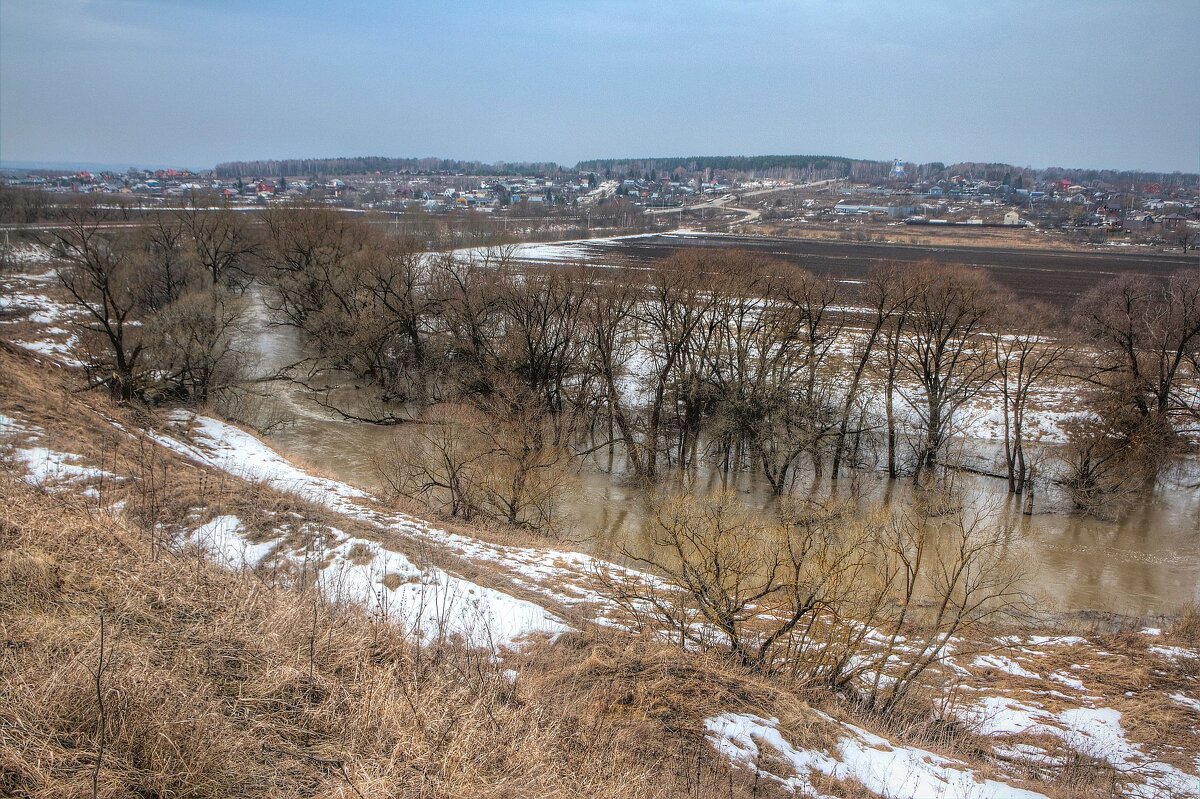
[988,296,1071,493]
[603,487,1025,703]
[145,286,247,405]
[831,263,913,481]
[47,206,253,407]
[617,490,815,670]
[380,383,577,534]
[1075,270,1200,457]
[258,204,369,330]
[381,404,487,521]
[136,213,198,312]
[493,266,591,419]
[863,495,1025,713]
[48,208,147,401]
[1057,406,1151,516]
[771,267,844,479]
[896,264,998,484]
[580,269,643,473]
[427,249,508,398]
[472,383,578,534]
[179,200,259,289]
[632,253,721,479]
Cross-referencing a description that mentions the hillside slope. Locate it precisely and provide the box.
[2,342,1197,798]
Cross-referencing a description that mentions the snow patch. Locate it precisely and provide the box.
[1169,693,1200,713]
[974,654,1040,680]
[157,415,569,650]
[191,515,274,569]
[13,446,118,491]
[319,535,568,649]
[1149,645,1199,661]
[705,712,1049,799]
[1048,672,1086,691]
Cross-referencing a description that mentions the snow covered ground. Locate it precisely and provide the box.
[0,242,59,266]
[707,711,1050,799]
[0,267,86,367]
[160,411,571,649]
[1,404,569,651]
[1,412,118,498]
[190,514,276,570]
[451,231,663,266]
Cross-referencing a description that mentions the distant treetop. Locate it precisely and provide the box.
[211,153,1198,188]
[213,156,563,178]
[574,154,872,175]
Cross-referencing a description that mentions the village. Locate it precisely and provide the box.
[3,158,1196,251]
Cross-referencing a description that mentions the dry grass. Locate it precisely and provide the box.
[1172,602,1200,646]
[0,346,846,798]
[0,472,822,798]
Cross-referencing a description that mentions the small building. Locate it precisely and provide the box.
[1162,214,1190,231]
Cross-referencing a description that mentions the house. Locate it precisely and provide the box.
[1123,213,1156,230]
[1162,214,1190,231]
[1003,211,1022,226]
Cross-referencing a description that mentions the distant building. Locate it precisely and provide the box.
[1162,214,1190,231]
[833,202,890,215]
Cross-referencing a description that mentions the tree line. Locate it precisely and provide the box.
[29,203,1199,528]
[576,154,870,178]
[212,157,563,179]
[245,208,1199,529]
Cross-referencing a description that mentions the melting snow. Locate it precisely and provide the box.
[191,515,274,570]
[706,712,1049,799]
[973,654,1040,680]
[320,536,567,648]
[13,338,83,366]
[956,697,1200,798]
[1169,693,1200,713]
[1149,645,1200,661]
[160,414,569,650]
[13,446,118,491]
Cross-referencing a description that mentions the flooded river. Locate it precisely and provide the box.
[243,289,1200,617]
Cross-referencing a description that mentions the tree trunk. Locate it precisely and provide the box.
[1022,463,1036,515]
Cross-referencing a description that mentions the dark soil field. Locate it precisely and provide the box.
[557,233,1200,304]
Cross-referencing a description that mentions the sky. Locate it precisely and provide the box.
[1,0,1197,173]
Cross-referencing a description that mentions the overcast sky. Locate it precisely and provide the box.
[2,0,1197,172]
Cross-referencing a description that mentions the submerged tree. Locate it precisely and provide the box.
[1075,270,1200,458]
[602,488,1025,702]
[988,296,1071,494]
[896,264,997,484]
[831,262,914,481]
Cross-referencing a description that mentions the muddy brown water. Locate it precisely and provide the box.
[243,289,1200,618]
